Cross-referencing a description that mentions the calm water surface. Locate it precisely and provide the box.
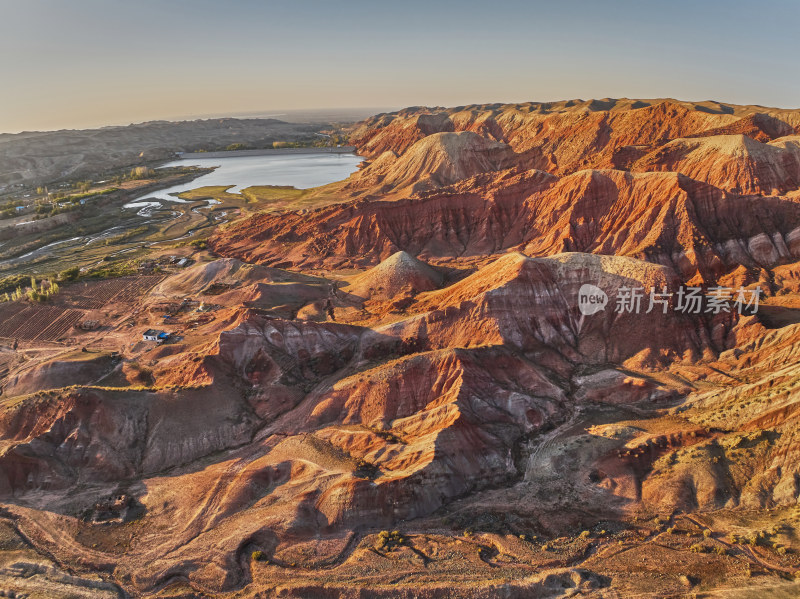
[128,152,362,204]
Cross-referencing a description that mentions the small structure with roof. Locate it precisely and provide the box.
[142,329,169,343]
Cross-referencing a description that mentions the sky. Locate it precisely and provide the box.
[1,0,799,133]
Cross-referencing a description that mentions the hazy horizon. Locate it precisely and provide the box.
[2,0,799,133]
[0,107,399,135]
[5,97,800,136]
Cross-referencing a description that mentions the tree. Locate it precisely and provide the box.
[129,166,154,180]
[59,266,80,282]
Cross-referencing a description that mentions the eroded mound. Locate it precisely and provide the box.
[153,257,321,297]
[344,251,444,300]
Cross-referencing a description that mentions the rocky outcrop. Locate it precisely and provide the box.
[517,169,800,282]
[351,101,739,172]
[152,257,324,297]
[351,111,455,158]
[376,252,731,366]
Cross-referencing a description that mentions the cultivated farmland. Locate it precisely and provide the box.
[58,275,164,309]
[0,275,163,341]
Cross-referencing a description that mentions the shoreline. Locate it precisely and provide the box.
[176,146,358,160]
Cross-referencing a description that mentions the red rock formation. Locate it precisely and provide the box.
[210,168,558,268]
[213,101,800,285]
[517,169,800,282]
[0,385,260,495]
[212,167,800,284]
[353,101,736,174]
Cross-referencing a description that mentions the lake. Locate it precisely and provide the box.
[128,151,363,204]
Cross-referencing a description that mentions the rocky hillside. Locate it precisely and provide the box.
[212,99,800,285]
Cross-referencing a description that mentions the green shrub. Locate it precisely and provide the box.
[376,529,406,551]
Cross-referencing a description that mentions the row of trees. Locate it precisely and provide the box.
[36,181,92,196]
[104,166,154,184]
[2,277,60,302]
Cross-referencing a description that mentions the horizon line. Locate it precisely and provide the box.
[4,96,800,136]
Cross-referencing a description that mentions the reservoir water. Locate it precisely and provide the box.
[128,151,362,204]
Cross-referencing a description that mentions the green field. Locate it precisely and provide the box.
[0,172,350,283]
[0,168,215,278]
[175,182,346,213]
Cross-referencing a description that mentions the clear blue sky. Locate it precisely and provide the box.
[1,0,798,132]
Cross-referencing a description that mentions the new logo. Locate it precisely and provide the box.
[578,284,608,316]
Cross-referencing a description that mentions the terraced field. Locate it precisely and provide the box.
[0,275,162,341]
[58,275,164,309]
[0,304,84,341]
